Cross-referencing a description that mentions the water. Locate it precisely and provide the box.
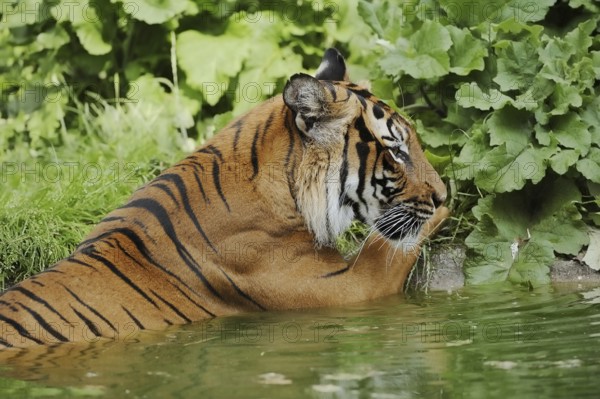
[1,283,599,398]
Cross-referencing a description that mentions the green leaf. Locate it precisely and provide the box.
[51,0,112,55]
[549,149,580,175]
[118,0,189,24]
[415,120,468,148]
[357,0,385,37]
[448,127,490,181]
[493,40,540,91]
[177,21,252,106]
[465,178,587,285]
[379,20,452,79]
[533,179,589,255]
[477,144,551,193]
[549,83,582,115]
[582,230,600,271]
[569,0,600,12]
[447,26,487,75]
[455,83,513,110]
[487,107,532,153]
[549,114,591,156]
[74,21,112,56]
[577,147,600,184]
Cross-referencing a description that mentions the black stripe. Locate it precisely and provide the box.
[250,125,260,179]
[85,250,160,310]
[0,314,44,344]
[0,300,18,312]
[124,195,216,253]
[109,231,202,298]
[168,282,215,317]
[323,81,337,101]
[321,265,351,278]
[283,107,298,199]
[70,305,101,337]
[164,319,173,326]
[150,182,180,207]
[155,173,215,243]
[86,227,210,307]
[64,256,95,269]
[198,145,223,162]
[186,160,210,204]
[31,281,45,287]
[348,87,374,98]
[355,116,375,142]
[17,303,68,342]
[99,216,125,224]
[212,159,230,211]
[122,306,144,330]
[219,269,266,311]
[122,199,223,299]
[150,289,191,323]
[261,111,275,146]
[0,337,13,348]
[355,94,367,109]
[61,285,117,332]
[10,287,71,326]
[339,133,350,207]
[355,142,370,206]
[232,119,244,152]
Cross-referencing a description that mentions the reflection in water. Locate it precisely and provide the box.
[0,284,599,398]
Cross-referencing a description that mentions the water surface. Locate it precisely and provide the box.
[1,283,599,398]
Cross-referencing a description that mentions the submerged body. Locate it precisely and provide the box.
[0,49,447,348]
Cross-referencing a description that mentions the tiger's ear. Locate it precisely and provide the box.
[315,48,349,81]
[283,73,329,118]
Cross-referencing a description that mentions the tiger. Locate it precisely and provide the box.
[0,48,448,348]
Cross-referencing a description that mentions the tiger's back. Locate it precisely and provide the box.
[0,48,448,348]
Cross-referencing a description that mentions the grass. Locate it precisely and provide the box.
[0,87,188,290]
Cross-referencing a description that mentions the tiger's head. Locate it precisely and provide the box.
[283,48,447,247]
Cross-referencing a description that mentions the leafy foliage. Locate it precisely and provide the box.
[359,0,599,286]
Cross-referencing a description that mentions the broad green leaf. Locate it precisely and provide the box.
[576,147,600,184]
[549,114,591,156]
[477,144,551,193]
[51,0,112,55]
[465,178,587,285]
[549,83,582,115]
[177,21,251,105]
[74,21,112,56]
[487,107,532,153]
[379,20,452,79]
[416,120,468,148]
[569,0,600,12]
[455,83,512,110]
[439,0,510,26]
[357,0,385,37]
[549,149,580,175]
[448,127,490,181]
[447,26,487,75]
[582,230,600,271]
[533,178,589,254]
[564,18,596,57]
[493,40,540,91]
[118,0,189,24]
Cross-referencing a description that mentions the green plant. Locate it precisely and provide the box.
[359,0,599,286]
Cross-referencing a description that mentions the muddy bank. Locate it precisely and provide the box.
[410,245,600,291]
